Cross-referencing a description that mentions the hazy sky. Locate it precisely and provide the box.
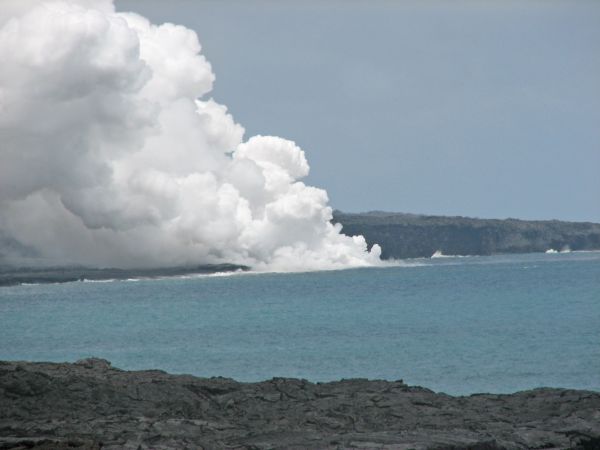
[117,0,600,222]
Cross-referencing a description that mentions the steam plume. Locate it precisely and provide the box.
[0,0,382,271]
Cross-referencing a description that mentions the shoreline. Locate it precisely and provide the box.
[1,358,599,449]
[0,264,249,287]
[2,250,599,287]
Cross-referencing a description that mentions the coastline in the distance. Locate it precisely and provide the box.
[333,211,600,259]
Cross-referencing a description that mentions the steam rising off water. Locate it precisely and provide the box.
[0,0,381,271]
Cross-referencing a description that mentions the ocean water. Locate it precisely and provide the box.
[1,252,599,395]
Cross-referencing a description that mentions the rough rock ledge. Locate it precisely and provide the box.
[1,358,599,450]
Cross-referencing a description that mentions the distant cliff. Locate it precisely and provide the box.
[333,211,600,259]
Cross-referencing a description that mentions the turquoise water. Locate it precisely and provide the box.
[1,252,599,395]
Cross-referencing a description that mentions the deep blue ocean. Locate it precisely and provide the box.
[1,252,599,395]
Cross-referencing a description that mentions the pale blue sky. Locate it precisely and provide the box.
[117,0,600,222]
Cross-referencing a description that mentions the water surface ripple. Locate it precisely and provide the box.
[1,252,599,395]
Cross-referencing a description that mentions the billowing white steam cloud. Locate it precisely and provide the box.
[0,0,382,271]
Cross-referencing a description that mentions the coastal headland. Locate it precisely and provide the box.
[1,359,599,449]
[333,211,600,259]
[0,264,248,287]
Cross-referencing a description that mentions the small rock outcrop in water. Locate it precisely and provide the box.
[1,360,600,449]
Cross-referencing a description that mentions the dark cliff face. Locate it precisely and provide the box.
[333,211,600,259]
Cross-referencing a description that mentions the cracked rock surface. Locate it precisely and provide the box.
[1,358,599,449]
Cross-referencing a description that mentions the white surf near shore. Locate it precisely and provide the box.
[431,250,470,259]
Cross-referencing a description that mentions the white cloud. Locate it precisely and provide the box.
[0,0,382,271]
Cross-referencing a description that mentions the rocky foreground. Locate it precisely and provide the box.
[1,359,599,450]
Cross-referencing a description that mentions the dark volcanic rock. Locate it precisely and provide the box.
[0,264,248,287]
[1,359,599,449]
